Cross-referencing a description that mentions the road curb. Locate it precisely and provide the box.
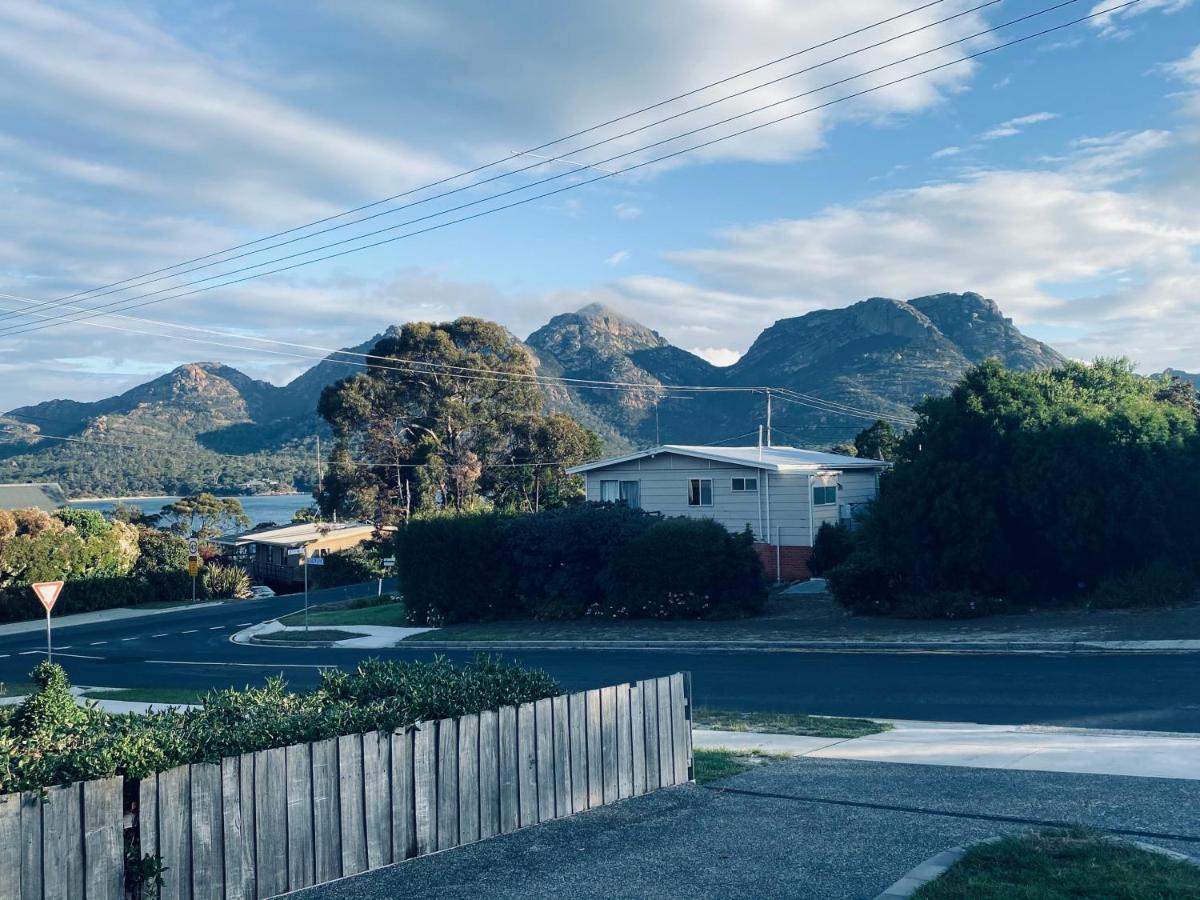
[0,600,224,636]
[875,834,1200,898]
[390,638,1200,653]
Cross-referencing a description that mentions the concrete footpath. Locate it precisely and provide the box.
[695,720,1200,781]
[291,758,1200,900]
[0,601,221,636]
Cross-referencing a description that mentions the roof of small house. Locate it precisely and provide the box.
[213,521,377,548]
[566,445,889,475]
[0,482,68,512]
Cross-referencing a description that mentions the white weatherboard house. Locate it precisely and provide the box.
[567,445,888,581]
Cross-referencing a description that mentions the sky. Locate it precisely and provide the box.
[0,0,1198,410]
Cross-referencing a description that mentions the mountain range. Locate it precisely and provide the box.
[0,292,1065,496]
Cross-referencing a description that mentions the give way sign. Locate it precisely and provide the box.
[33,581,64,613]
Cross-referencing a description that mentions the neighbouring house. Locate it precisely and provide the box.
[567,445,888,581]
[0,482,67,513]
[213,521,378,585]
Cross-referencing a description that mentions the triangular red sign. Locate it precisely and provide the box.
[32,581,64,612]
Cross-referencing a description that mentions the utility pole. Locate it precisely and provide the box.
[766,390,773,447]
[316,435,323,497]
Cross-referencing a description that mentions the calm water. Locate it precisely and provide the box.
[72,493,312,527]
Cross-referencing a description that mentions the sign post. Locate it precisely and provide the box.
[32,581,64,662]
[188,538,200,603]
[380,557,395,597]
[289,547,311,632]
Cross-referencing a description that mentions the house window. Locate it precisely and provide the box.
[732,477,758,493]
[600,479,640,507]
[688,478,713,507]
[813,484,838,505]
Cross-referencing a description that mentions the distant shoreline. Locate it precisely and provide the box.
[71,492,309,503]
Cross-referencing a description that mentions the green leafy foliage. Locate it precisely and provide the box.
[0,657,558,794]
[808,521,855,577]
[602,521,766,619]
[201,563,251,600]
[317,318,598,523]
[314,545,381,589]
[1088,561,1194,610]
[827,360,1200,616]
[158,493,251,539]
[852,419,901,461]
[395,503,765,624]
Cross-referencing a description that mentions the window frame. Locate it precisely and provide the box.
[688,477,714,507]
[812,483,838,506]
[600,478,640,507]
[731,476,759,493]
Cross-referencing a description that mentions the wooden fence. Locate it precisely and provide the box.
[1,673,692,900]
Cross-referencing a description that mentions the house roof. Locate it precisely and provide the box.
[214,521,377,548]
[566,445,889,475]
[0,482,67,512]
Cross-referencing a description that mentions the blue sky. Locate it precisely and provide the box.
[0,0,1198,409]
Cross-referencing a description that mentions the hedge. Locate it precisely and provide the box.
[0,657,559,794]
[396,503,767,624]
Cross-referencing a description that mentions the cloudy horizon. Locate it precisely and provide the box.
[1,0,1198,409]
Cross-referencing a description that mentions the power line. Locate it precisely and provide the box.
[10,0,957,320]
[0,0,1003,327]
[0,0,1126,339]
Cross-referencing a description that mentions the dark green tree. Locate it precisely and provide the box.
[852,419,901,461]
[159,493,251,539]
[318,318,598,522]
[831,358,1200,610]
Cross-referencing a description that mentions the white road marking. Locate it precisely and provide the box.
[238,623,253,627]
[90,641,108,646]
[50,652,104,660]
[181,630,198,634]
[19,650,41,655]
[122,637,138,641]
[148,659,332,669]
[152,633,168,638]
[209,626,224,630]
[0,653,9,658]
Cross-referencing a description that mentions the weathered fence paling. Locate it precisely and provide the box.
[0,672,692,900]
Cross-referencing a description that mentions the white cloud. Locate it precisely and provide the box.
[690,347,741,366]
[630,128,1200,372]
[614,203,643,220]
[981,111,1059,140]
[931,145,963,159]
[1089,0,1195,38]
[606,250,630,267]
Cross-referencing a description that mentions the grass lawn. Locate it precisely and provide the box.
[259,628,362,643]
[693,748,789,785]
[915,828,1200,899]
[693,708,889,739]
[81,687,209,706]
[280,599,407,627]
[0,681,38,699]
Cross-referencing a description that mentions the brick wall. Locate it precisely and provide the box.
[752,543,813,582]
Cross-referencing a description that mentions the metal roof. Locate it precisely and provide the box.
[214,521,377,548]
[0,482,67,511]
[566,445,889,475]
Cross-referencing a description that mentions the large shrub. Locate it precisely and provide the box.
[827,360,1200,615]
[396,512,514,625]
[808,521,855,577]
[0,657,558,794]
[504,502,659,618]
[202,563,252,600]
[315,545,381,589]
[603,520,766,619]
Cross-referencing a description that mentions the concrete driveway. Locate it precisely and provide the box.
[291,758,1200,900]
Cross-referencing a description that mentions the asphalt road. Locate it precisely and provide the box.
[3,592,1199,732]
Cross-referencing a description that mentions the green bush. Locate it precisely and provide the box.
[603,520,766,619]
[395,513,514,625]
[824,550,899,615]
[315,545,380,589]
[1088,561,1195,610]
[201,563,252,600]
[504,502,660,618]
[809,521,856,577]
[0,657,557,794]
